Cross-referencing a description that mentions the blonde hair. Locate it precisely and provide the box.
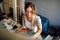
[25,2,36,15]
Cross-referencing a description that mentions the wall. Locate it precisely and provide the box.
[25,0,60,27]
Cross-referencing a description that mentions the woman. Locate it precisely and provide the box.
[17,2,42,39]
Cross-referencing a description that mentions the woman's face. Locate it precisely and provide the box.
[25,7,33,18]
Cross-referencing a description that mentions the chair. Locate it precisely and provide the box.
[37,14,49,36]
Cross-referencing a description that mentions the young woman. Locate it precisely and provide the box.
[17,2,42,39]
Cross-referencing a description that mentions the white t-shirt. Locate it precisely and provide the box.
[23,15,42,32]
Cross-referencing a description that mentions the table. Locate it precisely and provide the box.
[0,18,42,40]
[0,18,21,31]
[0,28,42,40]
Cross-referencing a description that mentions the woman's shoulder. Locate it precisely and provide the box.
[35,15,41,19]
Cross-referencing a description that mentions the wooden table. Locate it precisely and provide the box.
[0,19,42,40]
[0,28,42,40]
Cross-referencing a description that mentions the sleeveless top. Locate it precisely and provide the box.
[23,15,42,32]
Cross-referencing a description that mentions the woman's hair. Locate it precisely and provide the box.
[25,2,36,15]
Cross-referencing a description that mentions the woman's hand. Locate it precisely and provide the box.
[30,28,42,39]
[16,27,25,32]
[16,27,21,32]
[16,27,31,33]
[30,35,37,39]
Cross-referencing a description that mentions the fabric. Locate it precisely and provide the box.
[23,15,42,33]
[37,14,49,33]
[4,23,13,31]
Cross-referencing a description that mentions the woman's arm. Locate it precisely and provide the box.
[31,26,42,39]
[31,16,42,39]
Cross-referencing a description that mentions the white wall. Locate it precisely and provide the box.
[25,0,60,26]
